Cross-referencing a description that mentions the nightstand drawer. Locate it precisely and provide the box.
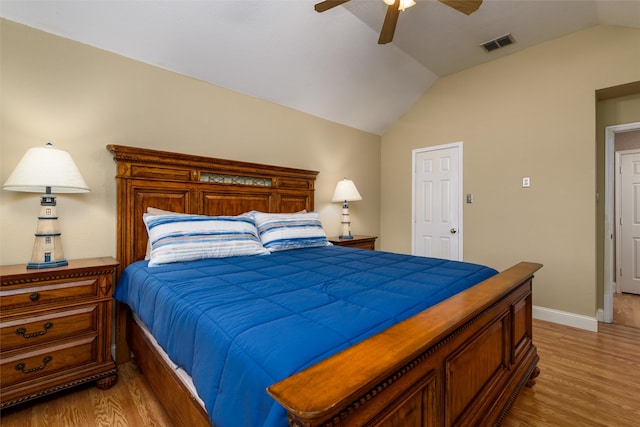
[328,235,377,251]
[1,335,97,388]
[1,305,98,352]
[345,241,376,250]
[0,279,99,311]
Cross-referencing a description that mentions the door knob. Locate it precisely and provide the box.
[450,228,457,234]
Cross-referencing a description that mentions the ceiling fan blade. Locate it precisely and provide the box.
[438,0,482,15]
[378,0,401,44]
[314,0,351,13]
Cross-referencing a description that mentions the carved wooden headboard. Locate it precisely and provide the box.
[107,145,318,270]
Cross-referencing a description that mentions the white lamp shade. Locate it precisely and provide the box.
[332,179,362,202]
[2,143,90,193]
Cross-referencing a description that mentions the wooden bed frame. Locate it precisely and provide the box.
[108,145,542,427]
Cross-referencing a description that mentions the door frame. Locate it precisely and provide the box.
[604,122,640,322]
[615,148,640,295]
[411,142,463,259]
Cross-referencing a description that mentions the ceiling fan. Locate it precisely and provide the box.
[314,0,482,44]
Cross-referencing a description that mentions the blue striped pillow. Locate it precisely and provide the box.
[144,207,189,260]
[252,211,331,252]
[144,213,269,266]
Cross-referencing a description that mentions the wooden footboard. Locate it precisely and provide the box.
[126,262,540,427]
[267,262,542,427]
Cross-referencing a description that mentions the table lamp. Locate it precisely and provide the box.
[331,178,362,239]
[2,142,90,269]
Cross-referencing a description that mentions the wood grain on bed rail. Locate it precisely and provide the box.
[268,262,542,426]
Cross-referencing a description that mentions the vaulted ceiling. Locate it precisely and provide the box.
[2,0,639,135]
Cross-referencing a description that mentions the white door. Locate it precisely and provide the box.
[617,150,640,294]
[413,144,462,260]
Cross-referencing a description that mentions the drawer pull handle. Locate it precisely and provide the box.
[15,356,53,374]
[16,322,54,338]
[29,292,41,302]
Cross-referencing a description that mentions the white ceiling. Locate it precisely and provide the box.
[2,0,639,135]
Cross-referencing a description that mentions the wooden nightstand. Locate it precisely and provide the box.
[328,235,377,251]
[0,257,119,409]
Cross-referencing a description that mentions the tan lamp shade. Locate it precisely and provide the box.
[331,179,362,203]
[3,143,89,193]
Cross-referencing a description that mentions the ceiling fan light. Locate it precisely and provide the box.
[399,0,416,11]
[383,0,416,11]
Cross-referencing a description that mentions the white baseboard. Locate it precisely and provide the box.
[533,305,598,332]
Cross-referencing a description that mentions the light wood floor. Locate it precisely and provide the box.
[2,319,639,427]
[0,357,174,427]
[501,320,640,427]
[613,292,640,329]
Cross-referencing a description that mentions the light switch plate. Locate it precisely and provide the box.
[522,177,531,188]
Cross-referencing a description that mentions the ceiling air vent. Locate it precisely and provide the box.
[481,33,515,52]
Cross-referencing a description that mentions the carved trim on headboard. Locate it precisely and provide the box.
[108,144,318,183]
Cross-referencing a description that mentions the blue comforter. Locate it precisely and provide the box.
[114,245,497,427]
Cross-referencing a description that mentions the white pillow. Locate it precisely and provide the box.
[252,211,331,252]
[144,213,269,266]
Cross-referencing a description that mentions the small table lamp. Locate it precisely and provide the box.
[331,178,362,239]
[2,142,89,269]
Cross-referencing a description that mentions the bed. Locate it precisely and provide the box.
[108,144,542,427]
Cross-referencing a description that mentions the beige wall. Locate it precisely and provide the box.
[0,19,381,265]
[381,25,640,317]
